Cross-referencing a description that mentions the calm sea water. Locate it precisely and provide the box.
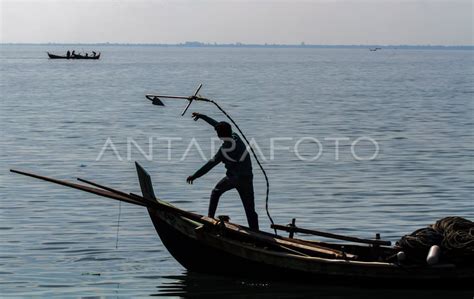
[1,45,473,297]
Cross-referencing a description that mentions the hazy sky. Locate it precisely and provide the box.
[1,0,472,45]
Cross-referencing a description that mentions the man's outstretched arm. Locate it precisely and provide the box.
[187,151,223,184]
[192,112,219,127]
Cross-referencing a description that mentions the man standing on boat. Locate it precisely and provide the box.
[186,112,259,230]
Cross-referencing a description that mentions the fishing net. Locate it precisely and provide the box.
[396,217,474,264]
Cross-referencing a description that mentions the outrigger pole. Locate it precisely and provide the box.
[145,84,277,234]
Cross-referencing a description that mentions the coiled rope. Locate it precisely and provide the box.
[396,216,474,263]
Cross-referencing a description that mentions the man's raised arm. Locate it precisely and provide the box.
[192,112,219,127]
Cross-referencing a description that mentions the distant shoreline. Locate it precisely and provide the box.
[1,42,473,50]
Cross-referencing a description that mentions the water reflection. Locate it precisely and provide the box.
[154,272,470,298]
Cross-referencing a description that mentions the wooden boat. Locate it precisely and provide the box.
[47,52,101,60]
[9,164,473,286]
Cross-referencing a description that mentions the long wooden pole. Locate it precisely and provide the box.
[10,169,148,208]
[271,224,391,246]
[77,177,135,200]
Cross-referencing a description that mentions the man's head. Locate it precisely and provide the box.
[215,121,232,139]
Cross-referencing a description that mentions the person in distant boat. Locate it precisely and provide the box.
[66,50,71,58]
[85,53,89,57]
[72,50,75,57]
[92,51,96,57]
[186,112,259,230]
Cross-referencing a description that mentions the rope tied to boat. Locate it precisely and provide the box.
[115,201,122,249]
[396,216,474,264]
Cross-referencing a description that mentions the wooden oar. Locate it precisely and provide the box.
[271,224,391,246]
[10,169,357,259]
[10,169,149,208]
[222,221,356,259]
[77,177,134,199]
[11,169,222,226]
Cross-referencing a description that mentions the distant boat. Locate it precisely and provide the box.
[47,52,101,60]
[369,47,382,52]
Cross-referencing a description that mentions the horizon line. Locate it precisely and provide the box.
[1,42,473,49]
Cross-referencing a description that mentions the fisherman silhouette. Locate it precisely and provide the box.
[187,112,259,230]
[66,50,71,58]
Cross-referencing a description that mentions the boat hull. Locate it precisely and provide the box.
[9,166,473,287]
[147,206,473,286]
[47,52,100,60]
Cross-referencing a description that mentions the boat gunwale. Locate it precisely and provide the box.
[153,206,412,268]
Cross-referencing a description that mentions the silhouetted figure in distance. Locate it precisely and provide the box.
[186,112,259,230]
[66,50,71,58]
